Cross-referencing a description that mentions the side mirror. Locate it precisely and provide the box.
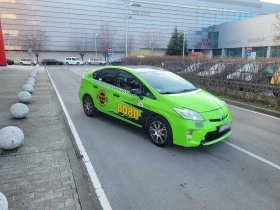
[130,88,143,99]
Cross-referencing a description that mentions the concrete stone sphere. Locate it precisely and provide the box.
[10,103,29,119]
[0,192,8,210]
[0,126,24,150]
[18,91,32,103]
[27,77,35,83]
[29,73,37,78]
[25,80,35,87]
[22,84,33,93]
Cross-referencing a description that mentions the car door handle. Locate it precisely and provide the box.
[93,85,98,88]
[113,93,120,97]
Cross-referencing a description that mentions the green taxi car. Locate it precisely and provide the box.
[79,66,232,147]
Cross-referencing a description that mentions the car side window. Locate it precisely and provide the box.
[93,69,117,85]
[116,71,141,91]
[115,70,156,99]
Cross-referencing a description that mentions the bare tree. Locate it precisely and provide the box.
[274,13,280,43]
[71,31,89,60]
[22,29,47,63]
[97,22,117,61]
[117,34,136,54]
[141,29,162,50]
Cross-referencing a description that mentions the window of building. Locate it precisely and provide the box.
[227,48,242,57]
[271,46,280,57]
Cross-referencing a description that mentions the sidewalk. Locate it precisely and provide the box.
[0,66,101,210]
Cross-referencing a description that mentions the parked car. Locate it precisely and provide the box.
[226,63,260,82]
[88,58,106,65]
[79,66,232,147]
[65,57,84,65]
[110,58,124,66]
[197,63,226,77]
[270,68,280,85]
[6,59,14,65]
[19,59,36,65]
[197,63,242,79]
[41,59,64,65]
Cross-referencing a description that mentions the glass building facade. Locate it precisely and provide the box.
[1,0,280,54]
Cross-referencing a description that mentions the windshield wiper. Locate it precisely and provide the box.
[177,88,197,93]
[160,91,178,94]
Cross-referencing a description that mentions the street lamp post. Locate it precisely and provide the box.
[95,33,98,58]
[182,31,188,61]
[125,1,141,58]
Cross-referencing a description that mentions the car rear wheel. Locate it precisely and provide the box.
[66,62,69,65]
[77,62,80,65]
[20,62,23,65]
[83,95,97,117]
[147,116,172,147]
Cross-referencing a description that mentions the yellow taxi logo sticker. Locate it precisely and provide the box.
[117,103,140,120]
[97,90,108,106]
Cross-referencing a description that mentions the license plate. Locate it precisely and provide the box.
[219,122,232,133]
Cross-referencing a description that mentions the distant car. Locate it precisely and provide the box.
[270,69,280,85]
[6,59,14,65]
[65,57,84,65]
[41,59,64,65]
[226,63,260,82]
[110,58,123,66]
[19,59,36,65]
[88,58,106,65]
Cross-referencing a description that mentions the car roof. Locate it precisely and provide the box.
[123,65,166,73]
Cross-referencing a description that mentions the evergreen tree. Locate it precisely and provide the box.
[166,27,187,56]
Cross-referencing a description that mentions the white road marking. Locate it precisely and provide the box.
[224,141,280,170]
[46,69,112,210]
[228,104,280,120]
[58,67,280,171]
[69,70,83,76]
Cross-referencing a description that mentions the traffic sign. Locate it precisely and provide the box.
[108,52,112,57]
[246,47,252,52]
[108,48,112,52]
[246,52,251,57]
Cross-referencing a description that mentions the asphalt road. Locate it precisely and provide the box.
[47,65,280,210]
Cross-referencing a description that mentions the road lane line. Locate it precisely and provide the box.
[46,69,112,210]
[224,141,280,170]
[228,104,280,120]
[63,68,280,171]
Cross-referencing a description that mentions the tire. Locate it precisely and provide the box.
[83,95,97,117]
[20,62,23,65]
[147,116,172,147]
[66,62,69,65]
[77,62,80,65]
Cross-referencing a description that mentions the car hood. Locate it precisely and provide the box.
[162,89,224,113]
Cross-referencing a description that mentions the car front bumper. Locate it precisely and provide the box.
[171,106,232,147]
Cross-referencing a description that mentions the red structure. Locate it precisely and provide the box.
[0,20,7,66]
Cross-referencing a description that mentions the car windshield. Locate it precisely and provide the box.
[138,71,197,94]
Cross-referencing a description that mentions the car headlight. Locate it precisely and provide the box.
[173,108,204,121]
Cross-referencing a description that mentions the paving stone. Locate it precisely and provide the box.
[0,67,82,210]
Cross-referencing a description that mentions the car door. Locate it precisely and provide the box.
[71,58,76,65]
[92,68,118,115]
[111,69,157,127]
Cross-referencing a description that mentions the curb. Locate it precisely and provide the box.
[224,99,280,119]
[46,68,109,210]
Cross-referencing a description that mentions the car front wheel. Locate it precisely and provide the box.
[83,95,97,117]
[148,116,172,147]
